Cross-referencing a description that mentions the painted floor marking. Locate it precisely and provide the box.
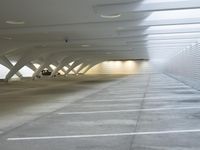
[57,106,200,115]
[83,98,143,103]
[7,129,200,141]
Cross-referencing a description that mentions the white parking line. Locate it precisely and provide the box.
[71,103,139,108]
[57,106,200,115]
[83,98,143,103]
[7,129,200,141]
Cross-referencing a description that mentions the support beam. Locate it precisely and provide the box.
[65,64,77,74]
[32,62,50,78]
[82,65,95,74]
[62,65,76,75]
[5,55,33,81]
[75,63,89,75]
[51,58,77,77]
[82,62,101,74]
[50,57,71,77]
[47,66,53,72]
[26,62,37,72]
[0,56,22,78]
[65,61,82,75]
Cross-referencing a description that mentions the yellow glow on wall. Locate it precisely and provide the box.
[79,65,89,73]
[58,70,65,75]
[63,66,68,71]
[87,60,150,74]
[69,61,74,66]
[74,64,82,71]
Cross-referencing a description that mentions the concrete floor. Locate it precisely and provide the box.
[0,74,200,149]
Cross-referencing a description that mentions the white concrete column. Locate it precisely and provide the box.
[82,62,101,74]
[65,61,82,75]
[5,55,33,81]
[50,57,70,77]
[64,64,76,74]
[0,56,22,78]
[75,63,89,74]
[26,62,37,72]
[32,62,50,78]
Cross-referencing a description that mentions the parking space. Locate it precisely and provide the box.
[0,74,200,150]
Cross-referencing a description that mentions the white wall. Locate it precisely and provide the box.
[164,42,200,90]
[87,60,153,74]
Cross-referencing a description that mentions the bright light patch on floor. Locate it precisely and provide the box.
[145,9,200,21]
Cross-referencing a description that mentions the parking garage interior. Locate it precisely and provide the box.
[0,0,200,150]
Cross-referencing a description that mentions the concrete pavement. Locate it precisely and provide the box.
[0,74,200,149]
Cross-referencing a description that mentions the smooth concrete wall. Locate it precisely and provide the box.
[86,61,152,74]
[164,42,200,90]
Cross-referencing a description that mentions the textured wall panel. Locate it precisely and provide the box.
[165,43,200,90]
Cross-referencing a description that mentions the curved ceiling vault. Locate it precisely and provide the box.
[1,0,200,79]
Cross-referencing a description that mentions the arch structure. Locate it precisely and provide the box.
[2,0,200,86]
[0,48,105,81]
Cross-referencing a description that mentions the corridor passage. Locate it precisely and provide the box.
[1,74,200,150]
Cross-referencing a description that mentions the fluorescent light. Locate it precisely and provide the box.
[100,14,121,19]
[81,44,90,47]
[6,20,25,25]
[106,52,112,55]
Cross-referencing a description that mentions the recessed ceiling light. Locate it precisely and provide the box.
[106,52,112,55]
[6,20,25,25]
[100,14,121,19]
[117,27,125,30]
[81,44,90,47]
